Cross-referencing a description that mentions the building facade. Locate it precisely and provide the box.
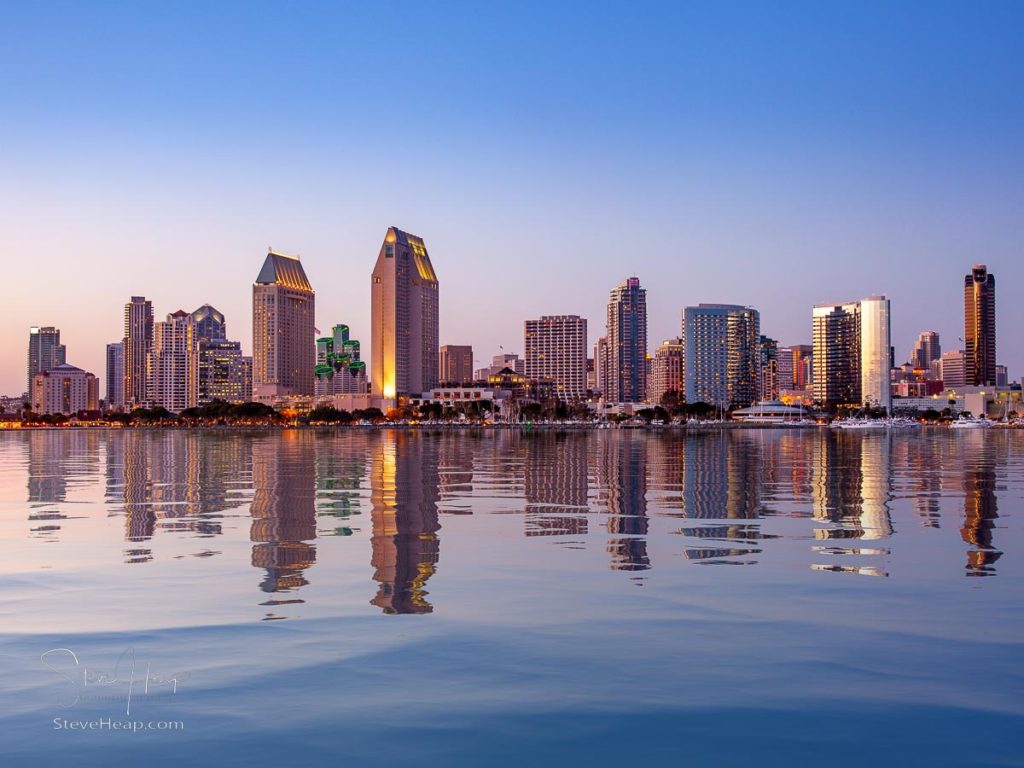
[31,364,98,415]
[649,337,684,405]
[524,315,588,399]
[964,264,996,386]
[105,342,124,409]
[149,310,199,412]
[602,277,648,402]
[315,324,367,396]
[123,296,153,408]
[909,330,941,373]
[199,340,253,404]
[27,326,66,396]
[439,345,473,385]
[253,250,315,401]
[192,304,227,341]
[758,335,780,402]
[371,227,439,398]
[812,295,892,411]
[938,350,967,388]
[683,304,760,410]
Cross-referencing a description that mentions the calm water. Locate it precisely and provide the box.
[1,428,1021,766]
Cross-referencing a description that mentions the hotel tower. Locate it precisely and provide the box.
[252,250,315,401]
[371,227,440,398]
[964,264,996,387]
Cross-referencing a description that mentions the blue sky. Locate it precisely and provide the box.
[1,1,1022,394]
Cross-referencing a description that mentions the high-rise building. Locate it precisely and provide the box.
[199,340,253,404]
[812,295,891,411]
[439,345,473,385]
[27,326,67,396]
[683,304,760,410]
[253,250,315,401]
[909,331,941,372]
[105,342,124,409]
[371,227,439,399]
[777,344,813,392]
[149,310,199,412]
[996,365,1008,387]
[964,264,996,386]
[602,277,648,402]
[192,304,227,342]
[938,350,967,388]
[31,364,98,415]
[594,337,608,395]
[649,337,684,405]
[315,324,367,395]
[859,295,892,411]
[758,335,780,402]
[123,296,153,408]
[524,315,588,399]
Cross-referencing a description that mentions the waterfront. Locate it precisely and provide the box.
[1,428,1021,766]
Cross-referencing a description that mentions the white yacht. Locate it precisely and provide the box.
[949,415,995,429]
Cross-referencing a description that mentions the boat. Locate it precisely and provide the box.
[833,418,889,430]
[949,415,995,429]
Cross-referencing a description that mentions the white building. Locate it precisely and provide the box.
[31,364,99,415]
[524,315,588,399]
[149,310,199,412]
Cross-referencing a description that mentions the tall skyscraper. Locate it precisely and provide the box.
[602,277,648,403]
[812,295,891,411]
[253,250,315,401]
[315,324,367,395]
[758,335,780,402]
[649,337,684,405]
[859,295,892,411]
[524,315,588,399]
[149,310,199,412]
[191,304,227,341]
[909,331,941,372]
[683,304,760,409]
[371,227,440,398]
[123,296,153,408]
[27,326,66,395]
[964,264,996,386]
[439,345,473,384]
[105,342,124,409]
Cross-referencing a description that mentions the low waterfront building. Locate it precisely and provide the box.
[30,364,99,416]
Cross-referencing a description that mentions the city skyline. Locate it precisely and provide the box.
[2,4,1023,395]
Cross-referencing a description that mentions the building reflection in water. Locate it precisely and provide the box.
[369,431,441,614]
[250,431,317,593]
[960,432,1001,577]
[597,431,650,571]
[26,429,100,539]
[524,432,589,538]
[678,431,765,564]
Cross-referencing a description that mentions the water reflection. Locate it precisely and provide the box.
[7,427,1018,618]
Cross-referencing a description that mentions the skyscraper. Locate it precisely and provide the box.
[602,277,648,403]
[199,340,253,404]
[149,310,199,412]
[439,345,473,384]
[649,337,684,405]
[191,304,227,342]
[909,331,941,372]
[964,264,996,386]
[683,304,760,410]
[758,335,780,402]
[123,296,153,408]
[253,250,315,401]
[105,342,124,409]
[371,227,440,398]
[524,315,588,399]
[812,295,892,411]
[27,326,66,396]
[859,295,892,411]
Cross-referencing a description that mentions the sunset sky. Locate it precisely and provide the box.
[2,1,1022,394]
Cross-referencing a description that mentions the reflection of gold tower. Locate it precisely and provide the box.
[370,431,441,614]
[250,431,317,592]
[960,433,1001,576]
